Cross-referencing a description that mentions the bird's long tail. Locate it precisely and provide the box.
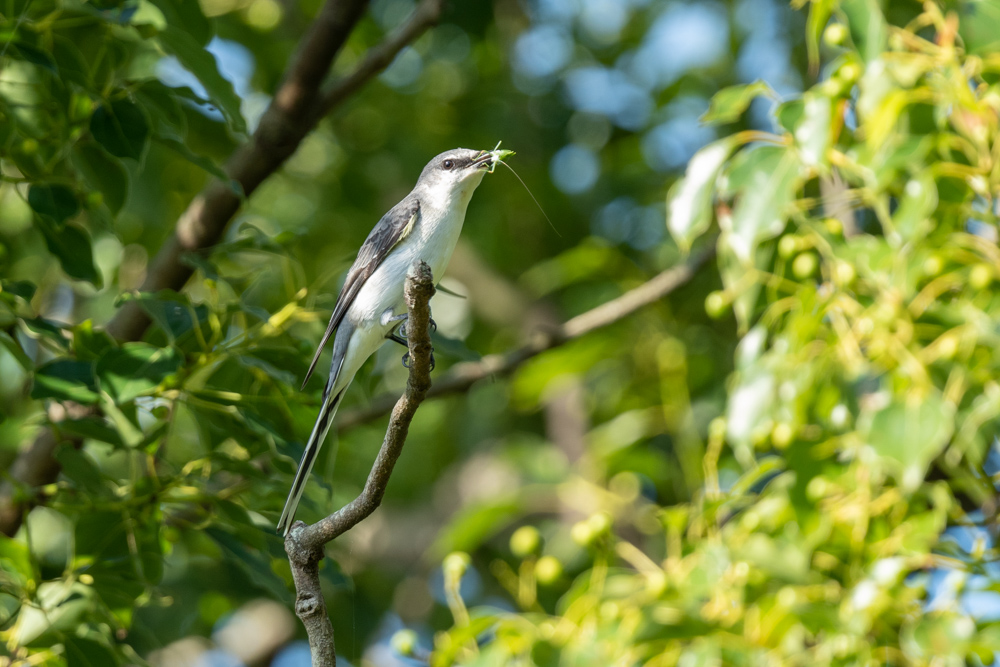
[278,346,349,535]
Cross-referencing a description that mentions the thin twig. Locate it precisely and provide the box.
[284,262,436,667]
[336,245,716,432]
[319,0,444,114]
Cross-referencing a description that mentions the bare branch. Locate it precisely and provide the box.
[1,0,446,538]
[335,245,716,432]
[284,262,436,666]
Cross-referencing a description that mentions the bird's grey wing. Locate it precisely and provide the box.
[301,198,421,388]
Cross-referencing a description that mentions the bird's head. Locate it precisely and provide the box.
[415,146,512,209]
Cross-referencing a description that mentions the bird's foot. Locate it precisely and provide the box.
[402,350,435,371]
[386,315,436,347]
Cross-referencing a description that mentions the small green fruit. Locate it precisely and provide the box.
[510,526,541,557]
[535,556,563,585]
[823,23,849,47]
[792,252,819,279]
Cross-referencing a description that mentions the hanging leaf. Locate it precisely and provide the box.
[154,135,241,193]
[724,145,803,263]
[156,28,247,135]
[90,98,150,161]
[28,184,79,223]
[701,81,774,125]
[1,280,36,303]
[120,289,210,342]
[864,392,953,491]
[794,93,832,167]
[805,0,835,73]
[72,143,130,215]
[11,42,57,73]
[666,137,739,252]
[31,360,99,404]
[148,0,212,44]
[36,220,102,286]
[96,343,182,403]
[73,320,116,361]
[892,171,937,242]
[840,0,888,63]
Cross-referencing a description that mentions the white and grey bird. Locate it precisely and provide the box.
[277,147,503,535]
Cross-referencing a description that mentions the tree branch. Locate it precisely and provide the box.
[0,0,446,538]
[284,262,436,667]
[335,245,716,432]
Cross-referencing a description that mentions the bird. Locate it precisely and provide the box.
[277,147,502,535]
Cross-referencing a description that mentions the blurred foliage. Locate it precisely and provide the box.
[3,0,1000,665]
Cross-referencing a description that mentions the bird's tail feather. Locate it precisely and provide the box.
[278,359,348,535]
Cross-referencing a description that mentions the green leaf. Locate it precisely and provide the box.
[148,0,212,44]
[891,171,937,243]
[0,535,33,583]
[1,279,36,302]
[666,137,738,252]
[72,143,129,215]
[156,27,247,134]
[135,81,190,140]
[806,0,835,72]
[20,317,71,350]
[58,417,125,448]
[37,220,101,286]
[73,320,116,361]
[12,582,95,646]
[90,98,149,161]
[11,42,56,73]
[865,391,954,491]
[840,0,888,63]
[0,332,32,370]
[121,290,209,341]
[959,0,1000,55]
[154,135,240,192]
[724,145,802,263]
[65,636,120,667]
[31,360,99,404]
[54,445,104,493]
[701,81,774,125]
[794,93,832,167]
[95,342,181,403]
[431,498,522,556]
[52,36,90,87]
[28,184,79,223]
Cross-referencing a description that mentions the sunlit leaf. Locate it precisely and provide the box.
[701,81,774,125]
[840,0,888,62]
[794,93,832,167]
[891,171,937,242]
[666,137,739,252]
[724,145,802,262]
[864,392,954,491]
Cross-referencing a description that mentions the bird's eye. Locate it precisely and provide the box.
[443,159,455,170]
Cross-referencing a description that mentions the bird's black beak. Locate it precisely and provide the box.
[472,152,494,169]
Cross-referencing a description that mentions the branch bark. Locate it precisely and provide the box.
[284,262,436,667]
[0,0,445,538]
[335,245,716,432]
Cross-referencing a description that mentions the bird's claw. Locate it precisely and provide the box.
[402,350,435,371]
